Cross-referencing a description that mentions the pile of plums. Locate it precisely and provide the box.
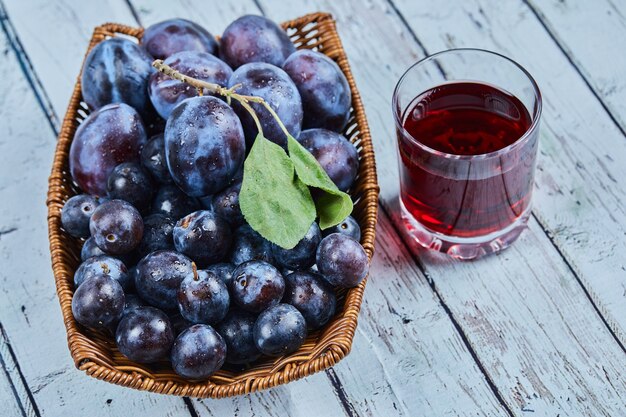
[63,15,368,380]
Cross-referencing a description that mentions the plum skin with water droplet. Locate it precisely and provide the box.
[177,270,230,325]
[173,210,233,267]
[283,49,352,132]
[70,103,147,196]
[115,306,175,363]
[142,19,218,60]
[164,96,245,197]
[81,38,154,119]
[71,275,125,330]
[253,303,307,356]
[89,199,144,255]
[134,250,194,311]
[220,15,296,69]
[170,324,226,379]
[229,260,285,313]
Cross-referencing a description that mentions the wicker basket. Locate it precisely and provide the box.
[46,12,379,398]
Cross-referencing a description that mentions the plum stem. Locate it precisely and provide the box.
[152,59,291,139]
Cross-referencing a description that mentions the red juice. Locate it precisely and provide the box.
[398,82,536,237]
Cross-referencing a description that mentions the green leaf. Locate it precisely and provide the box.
[287,135,353,230]
[240,134,316,249]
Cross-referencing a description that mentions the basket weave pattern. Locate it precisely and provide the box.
[47,12,379,398]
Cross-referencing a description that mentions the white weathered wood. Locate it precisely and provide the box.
[393,0,626,347]
[527,0,626,132]
[258,0,626,415]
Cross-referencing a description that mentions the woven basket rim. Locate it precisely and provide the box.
[47,11,379,398]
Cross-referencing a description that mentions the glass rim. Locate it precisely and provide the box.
[392,48,543,160]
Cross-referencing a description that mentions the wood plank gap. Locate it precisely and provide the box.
[0,0,59,135]
[377,202,516,417]
[389,0,626,355]
[183,397,200,417]
[123,0,143,27]
[523,0,626,139]
[530,211,626,351]
[251,0,267,16]
[324,369,360,417]
[0,323,41,417]
[0,339,29,417]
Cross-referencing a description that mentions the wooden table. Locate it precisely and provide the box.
[1,0,624,415]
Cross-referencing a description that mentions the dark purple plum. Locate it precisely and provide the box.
[173,210,232,266]
[81,38,154,118]
[230,225,273,266]
[106,162,154,213]
[141,134,172,184]
[89,200,144,255]
[177,269,230,325]
[142,19,218,60]
[253,304,306,356]
[81,237,107,261]
[211,180,244,227]
[135,214,175,258]
[61,194,100,238]
[316,233,369,288]
[135,250,193,311]
[323,215,361,241]
[204,263,235,287]
[216,310,261,365]
[171,324,226,379]
[283,50,351,132]
[230,261,284,313]
[298,129,359,191]
[123,293,147,316]
[115,306,174,363]
[283,271,336,329]
[71,275,125,329]
[164,96,245,196]
[149,51,232,119]
[73,255,130,290]
[220,15,295,69]
[229,63,302,148]
[70,103,147,196]
[272,222,321,270]
[151,184,200,220]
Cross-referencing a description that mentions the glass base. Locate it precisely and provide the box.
[399,199,531,260]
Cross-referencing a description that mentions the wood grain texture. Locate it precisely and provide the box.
[392,0,626,347]
[257,0,626,415]
[526,0,626,133]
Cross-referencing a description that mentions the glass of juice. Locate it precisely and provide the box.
[392,49,542,260]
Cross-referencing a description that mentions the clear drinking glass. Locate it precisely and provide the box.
[392,49,542,260]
